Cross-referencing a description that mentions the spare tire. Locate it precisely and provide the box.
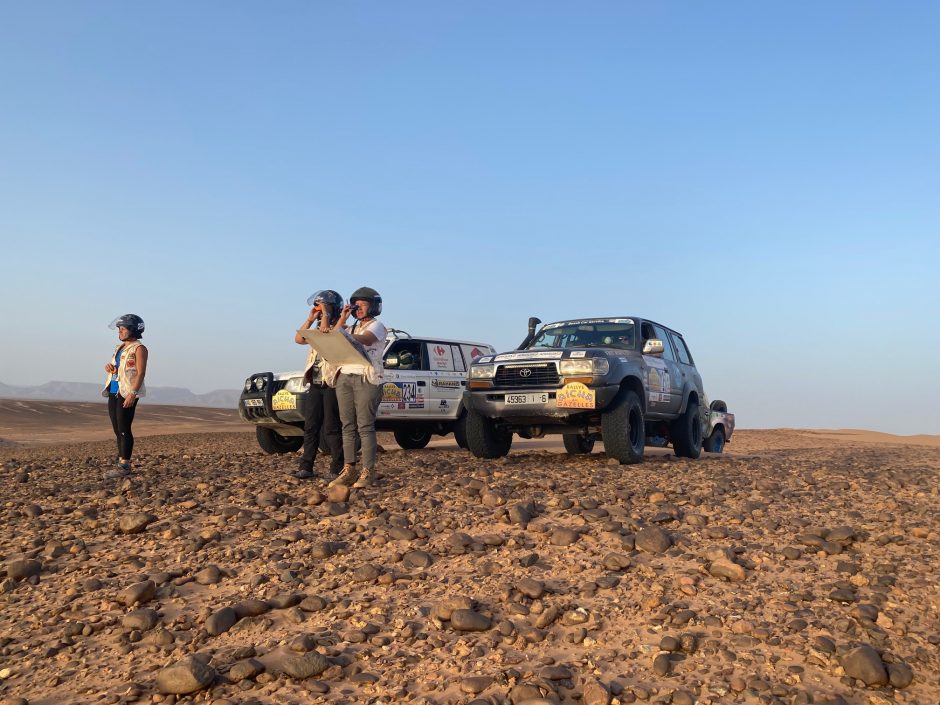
[710,399,728,413]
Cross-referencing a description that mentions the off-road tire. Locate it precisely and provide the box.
[601,389,645,464]
[563,433,595,455]
[672,399,703,459]
[709,399,728,413]
[256,427,303,454]
[466,408,512,459]
[703,425,725,453]
[393,427,432,450]
[453,412,469,449]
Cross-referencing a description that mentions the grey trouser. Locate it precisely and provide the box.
[335,373,383,469]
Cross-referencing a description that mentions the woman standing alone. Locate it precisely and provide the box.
[102,314,148,473]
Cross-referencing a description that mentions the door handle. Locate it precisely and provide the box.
[417,381,426,386]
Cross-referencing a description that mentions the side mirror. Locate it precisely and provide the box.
[384,354,400,369]
[642,339,664,355]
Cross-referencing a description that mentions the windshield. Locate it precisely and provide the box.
[527,320,636,350]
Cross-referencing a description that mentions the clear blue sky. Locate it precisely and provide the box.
[1,2,937,434]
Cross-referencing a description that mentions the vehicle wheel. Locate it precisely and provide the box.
[466,408,512,459]
[256,427,303,454]
[710,399,727,413]
[601,389,645,464]
[453,412,469,449]
[393,427,432,449]
[563,433,595,455]
[672,398,703,459]
[703,425,725,453]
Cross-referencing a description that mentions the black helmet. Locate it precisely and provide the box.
[109,314,145,338]
[350,286,382,317]
[306,290,345,326]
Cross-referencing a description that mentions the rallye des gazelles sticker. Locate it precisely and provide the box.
[382,382,423,408]
[543,318,633,329]
[271,389,297,411]
[494,351,564,362]
[556,382,596,409]
[644,356,671,403]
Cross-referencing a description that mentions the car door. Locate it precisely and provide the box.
[426,342,464,420]
[646,323,683,415]
[379,338,427,419]
[668,331,703,409]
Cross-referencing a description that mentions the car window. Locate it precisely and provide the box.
[385,339,423,370]
[427,342,458,371]
[529,321,635,350]
[669,332,693,365]
[651,324,677,362]
[459,344,489,368]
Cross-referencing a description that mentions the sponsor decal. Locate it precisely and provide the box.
[494,351,563,362]
[271,389,297,411]
[431,379,461,389]
[647,368,671,395]
[382,382,418,403]
[407,402,424,409]
[556,382,596,409]
[243,398,264,408]
[477,356,493,364]
[382,383,403,403]
[569,351,587,358]
[544,318,632,329]
[439,399,449,408]
[470,347,483,359]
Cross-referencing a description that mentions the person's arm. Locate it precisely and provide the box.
[124,346,148,408]
[348,319,379,345]
[295,307,320,344]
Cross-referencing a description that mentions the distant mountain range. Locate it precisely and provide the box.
[0,381,240,409]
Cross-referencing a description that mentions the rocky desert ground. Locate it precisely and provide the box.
[0,402,938,705]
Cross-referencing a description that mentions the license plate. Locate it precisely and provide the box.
[505,393,549,405]
[243,398,264,407]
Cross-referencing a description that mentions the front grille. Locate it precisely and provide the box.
[494,363,559,388]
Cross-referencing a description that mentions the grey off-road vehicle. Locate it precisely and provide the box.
[463,316,708,463]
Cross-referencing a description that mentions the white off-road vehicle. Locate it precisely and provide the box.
[239,330,495,453]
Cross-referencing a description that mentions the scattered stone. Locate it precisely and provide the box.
[839,644,888,686]
[118,512,157,534]
[155,656,216,694]
[635,526,672,553]
[450,609,491,631]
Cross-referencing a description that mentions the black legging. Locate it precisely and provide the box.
[300,384,344,473]
[108,393,138,460]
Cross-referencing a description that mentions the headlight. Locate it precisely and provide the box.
[244,378,253,392]
[253,377,266,391]
[469,364,497,379]
[285,377,307,393]
[560,358,609,376]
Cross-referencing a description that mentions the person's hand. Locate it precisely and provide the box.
[339,304,352,323]
[306,306,321,324]
[105,363,116,374]
[319,316,331,332]
[122,394,136,408]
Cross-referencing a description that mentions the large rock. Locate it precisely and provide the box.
[450,609,491,631]
[155,656,216,694]
[6,559,42,581]
[708,558,747,582]
[259,647,329,679]
[118,512,157,534]
[117,580,156,606]
[206,607,238,636]
[839,645,888,686]
[635,526,672,554]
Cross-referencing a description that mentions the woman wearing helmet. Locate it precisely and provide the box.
[102,314,148,474]
[293,290,346,479]
[326,286,387,489]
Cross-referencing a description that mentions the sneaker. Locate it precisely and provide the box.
[117,462,132,475]
[327,464,359,488]
[294,467,314,480]
[352,467,376,488]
